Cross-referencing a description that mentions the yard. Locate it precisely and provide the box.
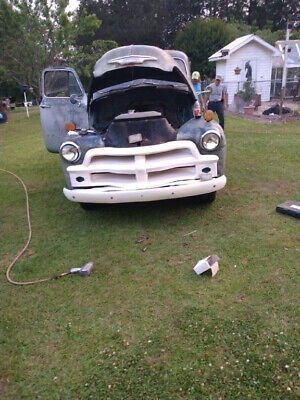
[0,108,299,399]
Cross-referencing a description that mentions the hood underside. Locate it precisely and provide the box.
[89,79,194,131]
[89,65,195,102]
[91,79,191,101]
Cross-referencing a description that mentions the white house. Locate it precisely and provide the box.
[209,34,281,105]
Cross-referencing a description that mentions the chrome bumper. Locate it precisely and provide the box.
[63,175,226,203]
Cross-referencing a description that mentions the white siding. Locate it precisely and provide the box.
[216,61,226,80]
[222,42,273,104]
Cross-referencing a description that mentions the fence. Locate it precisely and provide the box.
[270,79,299,99]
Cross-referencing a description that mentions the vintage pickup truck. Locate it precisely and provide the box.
[40,45,226,209]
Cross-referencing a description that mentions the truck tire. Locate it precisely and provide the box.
[198,191,216,203]
[79,202,98,210]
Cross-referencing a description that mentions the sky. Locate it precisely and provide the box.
[66,0,80,12]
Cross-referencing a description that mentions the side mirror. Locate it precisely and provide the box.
[70,94,78,104]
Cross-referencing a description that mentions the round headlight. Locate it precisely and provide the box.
[60,142,81,162]
[201,130,220,151]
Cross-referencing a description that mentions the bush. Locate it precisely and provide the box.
[237,81,256,104]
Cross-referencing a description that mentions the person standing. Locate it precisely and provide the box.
[0,102,8,124]
[205,75,227,129]
[191,71,205,111]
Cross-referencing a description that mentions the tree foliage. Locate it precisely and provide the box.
[0,0,117,96]
[290,30,300,40]
[0,0,298,98]
[78,0,299,47]
[78,0,198,48]
[203,0,299,30]
[230,20,285,45]
[70,39,117,88]
[175,19,236,77]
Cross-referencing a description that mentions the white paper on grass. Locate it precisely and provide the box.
[193,257,211,275]
[193,257,219,276]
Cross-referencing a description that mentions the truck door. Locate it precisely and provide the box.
[40,67,89,153]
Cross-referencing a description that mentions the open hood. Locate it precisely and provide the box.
[88,45,196,105]
[93,45,188,78]
[89,79,194,131]
[91,79,191,101]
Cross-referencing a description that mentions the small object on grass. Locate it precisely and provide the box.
[276,200,300,219]
[136,234,149,243]
[142,246,147,252]
[193,255,220,277]
[183,229,198,237]
[69,261,94,276]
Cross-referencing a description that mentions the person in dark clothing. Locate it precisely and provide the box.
[205,75,227,130]
[0,103,8,123]
[207,100,224,128]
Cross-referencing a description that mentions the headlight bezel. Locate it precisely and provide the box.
[201,130,221,151]
[60,141,81,162]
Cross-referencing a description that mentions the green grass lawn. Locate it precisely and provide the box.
[0,107,299,399]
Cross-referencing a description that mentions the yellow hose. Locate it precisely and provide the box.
[0,168,68,285]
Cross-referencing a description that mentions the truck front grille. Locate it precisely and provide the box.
[67,141,218,190]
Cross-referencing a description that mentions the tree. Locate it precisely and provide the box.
[78,0,165,47]
[70,39,117,89]
[78,0,299,47]
[175,19,236,77]
[290,30,300,40]
[78,0,206,48]
[266,0,300,30]
[0,0,117,96]
[0,0,48,95]
[230,20,285,45]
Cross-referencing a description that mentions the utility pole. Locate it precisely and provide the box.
[280,22,291,116]
[282,22,290,90]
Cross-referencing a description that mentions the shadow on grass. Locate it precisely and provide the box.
[79,195,216,214]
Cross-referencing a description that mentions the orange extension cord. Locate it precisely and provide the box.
[0,168,69,285]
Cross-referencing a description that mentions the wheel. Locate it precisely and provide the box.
[79,202,98,210]
[198,191,216,203]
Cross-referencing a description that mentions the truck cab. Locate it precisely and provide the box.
[40,45,226,208]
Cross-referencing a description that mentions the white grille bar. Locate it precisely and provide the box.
[67,140,218,190]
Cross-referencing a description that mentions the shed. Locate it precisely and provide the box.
[209,34,281,105]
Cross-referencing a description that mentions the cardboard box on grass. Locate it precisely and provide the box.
[193,254,219,277]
